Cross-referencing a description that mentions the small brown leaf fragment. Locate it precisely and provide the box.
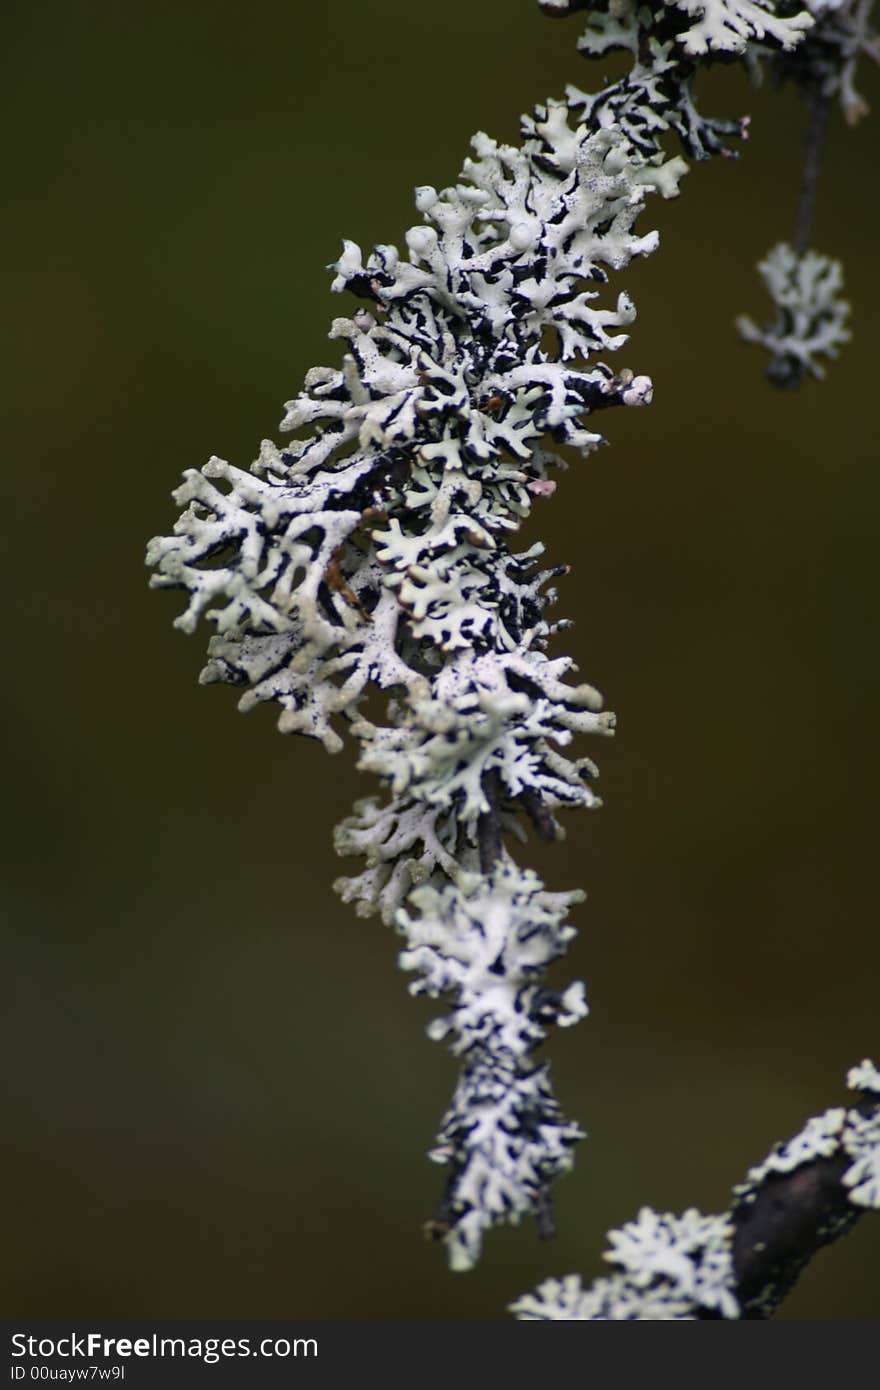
[325,545,369,620]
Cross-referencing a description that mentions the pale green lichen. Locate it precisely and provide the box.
[147,0,870,1273]
[512,1208,739,1319]
[737,244,851,382]
[670,0,813,55]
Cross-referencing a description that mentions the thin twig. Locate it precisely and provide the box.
[534,1184,557,1241]
[521,787,559,842]
[477,769,504,874]
[768,91,832,388]
[793,92,831,255]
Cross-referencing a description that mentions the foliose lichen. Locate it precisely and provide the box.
[511,1208,739,1319]
[737,243,851,383]
[147,0,870,1270]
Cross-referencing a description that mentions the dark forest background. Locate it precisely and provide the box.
[4,0,879,1318]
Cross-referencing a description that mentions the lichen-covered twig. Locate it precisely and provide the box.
[737,0,877,384]
[513,1061,880,1319]
[147,0,872,1276]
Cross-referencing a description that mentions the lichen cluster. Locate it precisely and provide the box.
[512,1208,739,1320]
[513,1061,880,1318]
[736,1058,880,1212]
[774,0,880,123]
[147,0,873,1274]
[737,243,851,381]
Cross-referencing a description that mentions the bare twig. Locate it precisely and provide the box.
[794,92,831,255]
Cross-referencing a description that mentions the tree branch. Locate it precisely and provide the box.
[514,1066,880,1320]
[720,1101,878,1317]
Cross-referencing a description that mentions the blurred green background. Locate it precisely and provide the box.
[3,0,879,1320]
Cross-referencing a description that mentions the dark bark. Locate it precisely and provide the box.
[521,787,559,842]
[793,92,831,256]
[477,770,504,874]
[699,1098,879,1318]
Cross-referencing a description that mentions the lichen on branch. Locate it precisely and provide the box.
[737,243,850,383]
[146,0,872,1275]
[512,1061,880,1319]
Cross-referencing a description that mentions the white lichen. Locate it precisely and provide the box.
[514,1063,880,1318]
[512,1208,738,1319]
[732,1062,880,1214]
[147,0,867,1271]
[148,37,687,1266]
[669,0,813,55]
[847,1058,880,1096]
[737,243,851,382]
[734,1107,847,1194]
[842,1059,880,1209]
[398,862,587,1270]
[842,1110,880,1209]
[787,0,880,123]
